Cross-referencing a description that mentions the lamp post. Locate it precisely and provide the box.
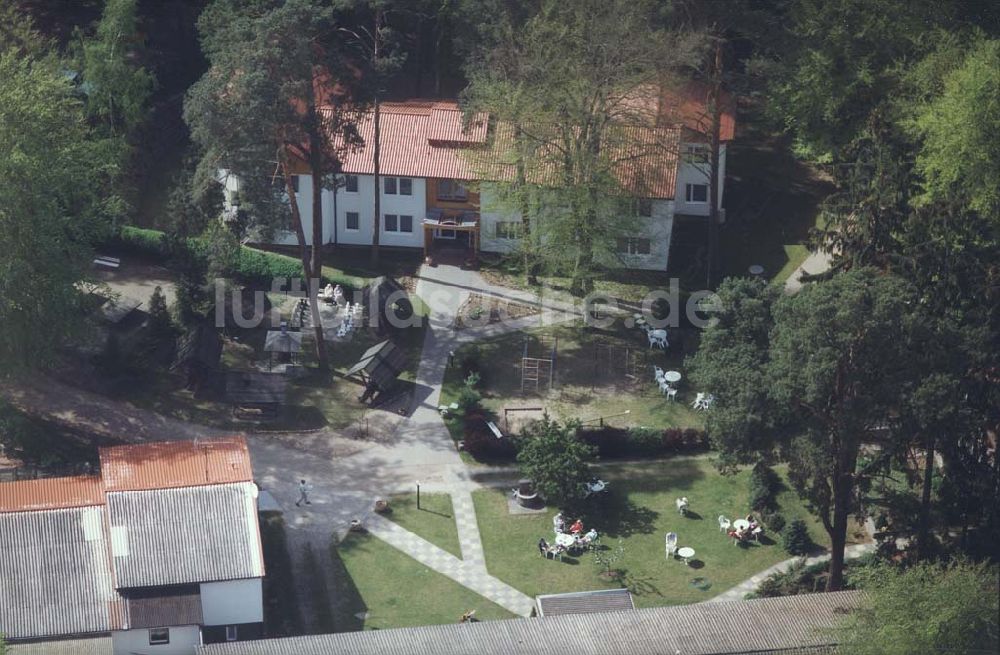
[416,480,421,509]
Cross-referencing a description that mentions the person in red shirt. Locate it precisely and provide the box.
[570,519,584,534]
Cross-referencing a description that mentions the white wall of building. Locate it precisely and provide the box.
[280,174,427,249]
[199,579,264,627]
[673,143,727,217]
[112,625,201,655]
[479,186,674,271]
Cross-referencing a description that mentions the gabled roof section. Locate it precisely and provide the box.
[0,505,126,640]
[99,436,253,492]
[659,80,736,142]
[197,591,863,655]
[427,104,488,144]
[0,475,104,513]
[106,481,264,588]
[536,588,635,617]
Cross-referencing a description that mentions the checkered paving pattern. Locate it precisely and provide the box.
[367,512,534,616]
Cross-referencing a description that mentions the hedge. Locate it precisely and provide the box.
[106,227,356,289]
[459,417,709,463]
[577,425,709,459]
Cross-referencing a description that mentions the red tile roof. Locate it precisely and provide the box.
[99,436,253,492]
[659,81,736,142]
[324,99,683,198]
[0,475,105,513]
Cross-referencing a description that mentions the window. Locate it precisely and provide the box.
[290,175,300,193]
[149,628,170,645]
[495,222,521,239]
[437,179,468,201]
[617,237,651,255]
[383,177,397,195]
[637,198,653,217]
[345,211,359,231]
[399,215,413,233]
[399,178,413,196]
[683,144,709,163]
[685,183,708,203]
[384,214,398,232]
[225,625,238,642]
[344,175,358,192]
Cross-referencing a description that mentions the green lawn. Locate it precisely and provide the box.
[472,460,862,607]
[440,324,704,444]
[329,532,516,630]
[385,492,463,559]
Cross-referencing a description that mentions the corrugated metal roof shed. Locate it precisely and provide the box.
[197,591,861,655]
[0,475,104,513]
[6,636,113,655]
[536,588,635,617]
[99,436,252,492]
[0,506,125,640]
[106,481,264,588]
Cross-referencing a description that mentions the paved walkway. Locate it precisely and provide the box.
[705,543,875,603]
[6,260,876,627]
[783,249,833,294]
[366,513,534,616]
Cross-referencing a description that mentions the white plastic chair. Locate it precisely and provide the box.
[658,380,672,395]
[718,515,731,532]
[665,387,678,401]
[665,532,678,558]
[656,336,669,350]
[654,365,665,379]
[647,332,659,349]
[676,497,689,515]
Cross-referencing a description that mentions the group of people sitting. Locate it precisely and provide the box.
[728,514,765,543]
[538,512,600,559]
[320,283,346,304]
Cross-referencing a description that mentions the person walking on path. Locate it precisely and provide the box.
[296,479,312,506]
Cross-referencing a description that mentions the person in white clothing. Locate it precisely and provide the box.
[296,479,312,506]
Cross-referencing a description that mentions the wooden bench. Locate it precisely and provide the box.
[93,255,120,269]
[486,421,504,439]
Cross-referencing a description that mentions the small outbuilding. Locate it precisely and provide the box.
[534,589,636,617]
[346,340,407,403]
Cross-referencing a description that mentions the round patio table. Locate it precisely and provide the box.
[664,370,681,383]
[555,533,577,548]
[732,519,750,531]
[677,546,695,564]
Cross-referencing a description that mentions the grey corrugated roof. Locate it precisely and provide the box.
[198,591,861,655]
[536,589,636,616]
[127,589,204,628]
[0,506,125,640]
[106,482,264,588]
[7,636,113,655]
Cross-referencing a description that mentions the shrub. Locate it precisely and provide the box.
[749,463,781,512]
[782,519,814,556]
[625,427,662,456]
[113,226,171,259]
[463,412,518,461]
[577,425,709,459]
[764,511,786,533]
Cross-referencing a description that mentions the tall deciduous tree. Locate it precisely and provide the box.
[79,0,155,138]
[690,270,923,590]
[464,0,701,294]
[836,560,999,655]
[910,37,1000,217]
[0,48,108,372]
[186,0,364,370]
[517,416,595,511]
